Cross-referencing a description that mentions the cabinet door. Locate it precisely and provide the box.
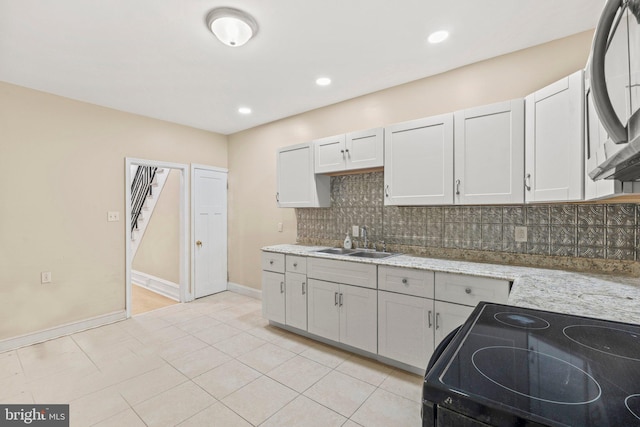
[307,279,340,342]
[378,291,434,369]
[314,134,346,174]
[262,271,285,323]
[384,114,454,205]
[345,127,384,170]
[285,272,307,331]
[339,284,377,353]
[434,301,474,347]
[277,143,330,208]
[525,71,584,202]
[454,100,524,204]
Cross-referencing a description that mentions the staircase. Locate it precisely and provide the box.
[131,165,169,257]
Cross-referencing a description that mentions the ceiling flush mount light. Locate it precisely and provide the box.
[238,107,252,114]
[206,7,258,47]
[428,30,449,44]
[316,77,331,86]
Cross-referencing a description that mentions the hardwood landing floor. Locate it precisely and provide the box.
[132,284,178,315]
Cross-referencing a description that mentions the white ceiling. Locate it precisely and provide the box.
[0,0,605,135]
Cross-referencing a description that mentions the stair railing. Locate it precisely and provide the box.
[131,166,158,232]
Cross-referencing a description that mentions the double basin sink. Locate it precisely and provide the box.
[314,247,399,259]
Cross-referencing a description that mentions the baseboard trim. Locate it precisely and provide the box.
[0,310,126,353]
[132,270,180,301]
[227,282,262,300]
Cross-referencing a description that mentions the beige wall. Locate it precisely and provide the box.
[227,30,594,290]
[0,82,227,340]
[132,169,180,284]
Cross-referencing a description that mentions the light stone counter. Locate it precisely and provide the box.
[262,244,640,325]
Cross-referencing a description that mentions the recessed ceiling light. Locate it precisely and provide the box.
[428,30,449,44]
[206,7,258,47]
[316,77,332,86]
[238,107,252,114]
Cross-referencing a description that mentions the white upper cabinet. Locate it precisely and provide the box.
[525,70,584,203]
[384,114,454,205]
[454,99,525,205]
[277,142,330,208]
[314,128,384,174]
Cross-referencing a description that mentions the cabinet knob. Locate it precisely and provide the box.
[269,260,274,265]
[465,288,472,294]
[402,278,408,285]
[293,262,297,268]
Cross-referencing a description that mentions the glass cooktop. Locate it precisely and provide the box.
[423,302,640,426]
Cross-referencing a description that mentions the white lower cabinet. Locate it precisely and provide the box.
[262,271,285,324]
[378,290,434,369]
[434,301,475,345]
[307,278,377,353]
[285,272,307,330]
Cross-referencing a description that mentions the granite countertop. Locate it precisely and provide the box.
[262,244,640,325]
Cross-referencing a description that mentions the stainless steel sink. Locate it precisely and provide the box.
[348,251,398,259]
[315,248,400,259]
[315,248,360,255]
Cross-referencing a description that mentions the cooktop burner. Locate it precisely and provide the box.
[423,302,640,427]
[627,395,640,420]
[563,325,640,361]
[494,311,550,329]
[471,346,601,405]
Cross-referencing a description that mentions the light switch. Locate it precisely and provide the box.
[352,225,360,237]
[278,222,283,232]
[108,211,120,222]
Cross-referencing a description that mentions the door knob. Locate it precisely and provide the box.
[196,240,203,247]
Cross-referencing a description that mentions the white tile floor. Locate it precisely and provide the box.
[0,291,423,426]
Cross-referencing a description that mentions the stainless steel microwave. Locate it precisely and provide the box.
[588,0,640,181]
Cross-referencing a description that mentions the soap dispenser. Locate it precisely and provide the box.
[343,232,352,249]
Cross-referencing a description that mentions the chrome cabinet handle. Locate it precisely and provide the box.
[428,310,433,328]
[435,313,440,330]
[334,292,338,306]
[525,173,531,191]
[302,282,306,295]
[280,282,284,293]
[276,192,280,202]
[385,184,390,197]
[465,288,472,294]
[340,149,345,158]
[339,293,343,307]
[402,278,408,285]
[455,179,461,195]
[345,148,350,157]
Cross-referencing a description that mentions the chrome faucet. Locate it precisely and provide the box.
[361,226,368,250]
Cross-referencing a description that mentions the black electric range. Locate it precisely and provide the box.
[422,302,640,427]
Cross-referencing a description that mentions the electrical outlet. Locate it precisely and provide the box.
[352,225,360,237]
[41,272,52,284]
[107,211,120,222]
[514,226,528,243]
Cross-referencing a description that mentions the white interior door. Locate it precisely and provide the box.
[194,167,227,298]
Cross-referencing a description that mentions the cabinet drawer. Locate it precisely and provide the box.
[286,255,307,274]
[378,266,434,298]
[262,252,285,273]
[307,258,377,289]
[435,272,510,307]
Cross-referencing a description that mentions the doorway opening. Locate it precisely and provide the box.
[125,158,191,318]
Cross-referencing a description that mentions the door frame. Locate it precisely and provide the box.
[125,157,191,318]
[190,164,229,298]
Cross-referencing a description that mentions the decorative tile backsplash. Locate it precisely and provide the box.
[296,172,640,262]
